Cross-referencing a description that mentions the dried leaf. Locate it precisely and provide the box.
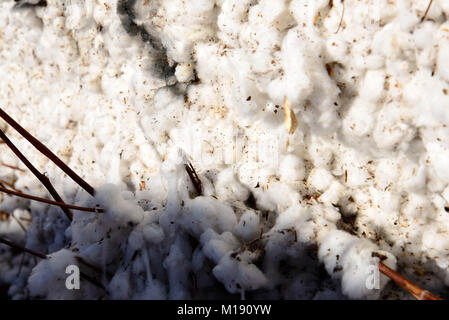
[283,97,298,134]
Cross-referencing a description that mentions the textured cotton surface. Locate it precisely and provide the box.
[0,0,448,299]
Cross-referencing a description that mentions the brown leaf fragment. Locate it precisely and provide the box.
[283,97,298,134]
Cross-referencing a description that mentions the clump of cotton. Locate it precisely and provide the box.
[93,183,144,226]
[28,249,100,299]
[213,252,269,294]
[182,196,238,237]
[319,230,396,299]
[2,0,449,300]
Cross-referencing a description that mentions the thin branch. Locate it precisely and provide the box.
[378,262,443,300]
[0,236,107,292]
[1,163,25,172]
[0,237,46,259]
[0,186,103,213]
[0,108,95,196]
[185,162,202,196]
[7,211,27,233]
[0,129,73,221]
[421,0,434,23]
[0,179,19,191]
[335,0,345,34]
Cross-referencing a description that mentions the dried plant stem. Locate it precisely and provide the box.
[0,129,73,221]
[0,108,95,196]
[378,262,443,300]
[185,162,202,196]
[8,212,27,233]
[421,0,434,23]
[335,0,345,34]
[0,186,103,213]
[0,236,107,292]
[1,163,25,172]
[0,179,19,191]
[0,237,46,259]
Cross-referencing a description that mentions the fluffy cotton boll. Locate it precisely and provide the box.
[318,230,360,278]
[340,245,396,299]
[343,100,376,138]
[279,154,305,183]
[359,70,385,102]
[267,31,313,106]
[215,167,249,202]
[213,253,269,294]
[275,205,311,238]
[182,196,238,237]
[28,249,92,299]
[94,183,144,225]
[318,230,396,299]
[307,167,334,192]
[200,229,240,264]
[175,63,194,83]
[234,210,260,242]
[253,181,299,211]
[319,181,345,205]
[320,206,342,225]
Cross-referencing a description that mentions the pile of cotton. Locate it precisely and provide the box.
[0,0,449,300]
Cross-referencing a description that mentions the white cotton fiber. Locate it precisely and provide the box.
[307,167,334,192]
[94,183,144,225]
[182,196,237,237]
[279,154,306,183]
[318,230,396,299]
[215,167,249,202]
[28,249,80,299]
[213,253,269,294]
[234,210,260,242]
[200,229,240,264]
[1,0,448,300]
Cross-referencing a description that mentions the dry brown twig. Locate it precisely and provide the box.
[335,0,345,34]
[378,262,443,300]
[0,128,74,221]
[0,186,103,213]
[421,0,434,23]
[0,236,108,292]
[1,163,25,172]
[0,108,95,196]
[185,162,203,196]
[0,178,20,191]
